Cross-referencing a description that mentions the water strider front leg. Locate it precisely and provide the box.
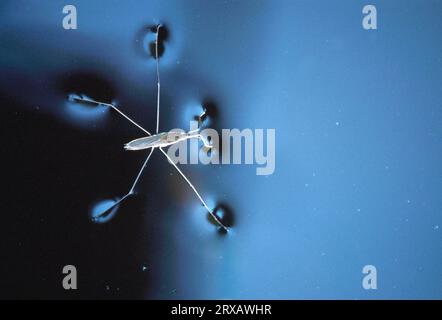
[197,134,213,149]
[154,24,162,134]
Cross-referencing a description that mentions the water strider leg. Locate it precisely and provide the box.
[155,24,162,134]
[68,95,151,136]
[197,134,213,149]
[93,148,155,218]
[159,147,228,231]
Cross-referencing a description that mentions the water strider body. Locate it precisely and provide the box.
[124,130,211,150]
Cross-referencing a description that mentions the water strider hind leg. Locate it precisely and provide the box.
[159,147,228,232]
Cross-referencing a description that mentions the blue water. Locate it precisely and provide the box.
[1,0,441,299]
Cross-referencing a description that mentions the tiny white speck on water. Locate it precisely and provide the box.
[434,225,439,230]
[142,265,148,271]
[335,121,340,126]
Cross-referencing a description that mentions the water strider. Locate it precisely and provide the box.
[68,25,228,231]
